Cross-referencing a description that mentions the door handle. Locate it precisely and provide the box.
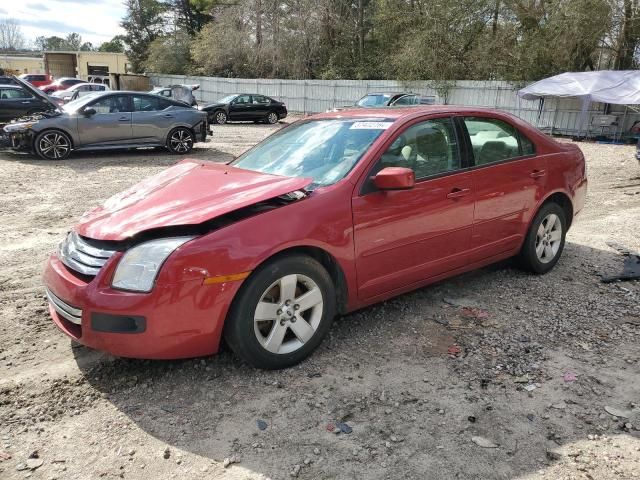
[447,188,471,199]
[163,114,174,118]
[530,169,546,178]
[21,101,31,104]
[118,117,129,121]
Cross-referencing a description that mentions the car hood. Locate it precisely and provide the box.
[12,75,61,112]
[76,160,313,241]
[200,102,226,111]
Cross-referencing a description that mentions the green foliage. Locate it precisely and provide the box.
[126,0,640,80]
[98,36,127,53]
[34,33,93,51]
[145,31,192,74]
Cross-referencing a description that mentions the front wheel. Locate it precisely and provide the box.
[518,202,567,274]
[166,127,194,154]
[213,110,227,125]
[34,130,72,160]
[224,255,336,369]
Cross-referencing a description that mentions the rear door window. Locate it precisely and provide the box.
[464,117,530,166]
[133,95,172,111]
[0,88,32,99]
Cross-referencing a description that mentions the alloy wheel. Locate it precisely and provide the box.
[169,129,193,153]
[267,112,278,124]
[215,111,227,124]
[535,213,562,263]
[253,274,323,355]
[38,132,70,159]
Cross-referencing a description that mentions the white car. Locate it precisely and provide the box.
[52,83,111,103]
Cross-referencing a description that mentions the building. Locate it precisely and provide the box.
[44,51,131,82]
[0,55,46,75]
[0,51,130,82]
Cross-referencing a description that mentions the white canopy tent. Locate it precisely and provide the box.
[517,70,640,137]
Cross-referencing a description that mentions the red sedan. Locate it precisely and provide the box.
[40,77,86,94]
[43,106,587,368]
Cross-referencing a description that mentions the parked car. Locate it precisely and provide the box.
[19,73,53,88]
[52,82,110,103]
[42,106,587,368]
[355,92,422,107]
[149,84,199,106]
[0,84,58,123]
[40,77,86,94]
[4,77,208,159]
[200,94,287,124]
[0,76,19,85]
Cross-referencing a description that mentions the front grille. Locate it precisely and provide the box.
[58,231,116,277]
[46,288,83,325]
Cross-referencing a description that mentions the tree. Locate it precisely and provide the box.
[64,33,83,50]
[144,31,192,73]
[99,35,127,53]
[0,18,25,51]
[121,0,167,72]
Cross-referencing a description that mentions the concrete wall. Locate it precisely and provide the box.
[149,74,640,138]
[0,56,46,74]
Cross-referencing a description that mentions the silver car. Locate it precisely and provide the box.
[3,78,208,160]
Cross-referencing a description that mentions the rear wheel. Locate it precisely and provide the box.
[166,127,194,154]
[224,254,336,369]
[266,112,279,124]
[518,202,567,274]
[34,130,72,160]
[214,110,227,125]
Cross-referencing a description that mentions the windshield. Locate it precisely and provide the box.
[356,94,391,107]
[231,119,393,187]
[62,92,103,113]
[217,94,237,104]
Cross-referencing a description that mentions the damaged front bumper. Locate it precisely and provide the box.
[2,123,35,152]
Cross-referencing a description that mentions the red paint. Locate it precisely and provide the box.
[44,106,587,359]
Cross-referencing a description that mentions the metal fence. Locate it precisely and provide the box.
[149,74,639,139]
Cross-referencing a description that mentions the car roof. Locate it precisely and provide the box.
[313,105,514,120]
[0,84,24,89]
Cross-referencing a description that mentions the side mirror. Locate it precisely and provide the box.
[83,107,96,116]
[373,167,415,191]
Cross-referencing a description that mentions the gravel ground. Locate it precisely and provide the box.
[0,119,639,480]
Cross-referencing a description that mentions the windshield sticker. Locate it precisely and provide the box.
[349,121,394,130]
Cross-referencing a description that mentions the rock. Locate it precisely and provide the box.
[16,463,28,471]
[26,458,44,470]
[313,448,320,455]
[336,422,352,434]
[551,402,567,410]
[256,419,268,431]
[604,406,632,419]
[290,464,301,477]
[223,455,239,468]
[471,436,499,448]
[163,448,170,459]
[524,384,537,392]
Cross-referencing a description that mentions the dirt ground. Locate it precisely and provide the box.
[0,118,639,480]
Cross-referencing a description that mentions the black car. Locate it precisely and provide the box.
[0,84,57,123]
[0,76,19,86]
[200,94,287,125]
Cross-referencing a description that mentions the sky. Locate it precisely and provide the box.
[1,0,126,48]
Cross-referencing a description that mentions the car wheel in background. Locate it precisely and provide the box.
[224,254,336,369]
[214,110,227,125]
[34,130,72,160]
[166,127,194,154]
[266,112,279,124]
[518,202,567,274]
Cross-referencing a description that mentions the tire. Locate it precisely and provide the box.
[224,254,336,369]
[266,111,279,124]
[34,130,72,160]
[518,202,567,274]
[213,110,227,125]
[166,127,194,154]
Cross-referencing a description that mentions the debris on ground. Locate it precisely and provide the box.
[223,455,239,468]
[563,372,577,383]
[256,419,268,430]
[336,422,353,434]
[604,405,633,419]
[460,307,491,319]
[471,436,499,448]
[447,344,462,357]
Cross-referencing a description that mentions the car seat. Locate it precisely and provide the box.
[414,127,450,176]
[478,141,508,164]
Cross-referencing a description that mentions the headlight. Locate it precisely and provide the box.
[111,237,194,292]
